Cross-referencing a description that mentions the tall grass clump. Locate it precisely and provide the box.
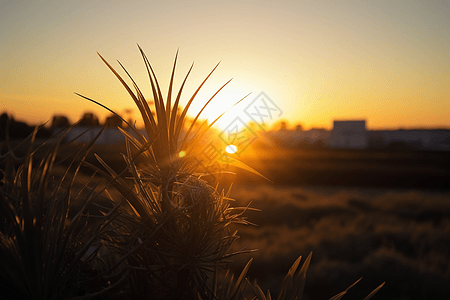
[0,127,128,299]
[76,46,256,300]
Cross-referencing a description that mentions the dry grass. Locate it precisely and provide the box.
[227,185,450,299]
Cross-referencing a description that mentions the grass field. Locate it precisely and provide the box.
[75,143,450,299]
[212,145,450,299]
[226,184,450,300]
[232,146,450,189]
[4,140,449,299]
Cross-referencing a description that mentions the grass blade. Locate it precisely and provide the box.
[362,282,385,300]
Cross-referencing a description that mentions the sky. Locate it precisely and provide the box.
[1,0,449,130]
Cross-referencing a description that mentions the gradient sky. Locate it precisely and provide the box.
[1,0,449,130]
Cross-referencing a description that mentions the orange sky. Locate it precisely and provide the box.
[1,0,449,130]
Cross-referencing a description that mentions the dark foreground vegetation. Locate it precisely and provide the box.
[2,132,447,300]
[3,134,447,299]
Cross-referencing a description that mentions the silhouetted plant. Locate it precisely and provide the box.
[76,46,255,300]
[0,127,127,299]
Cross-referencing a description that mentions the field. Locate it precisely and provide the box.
[230,146,450,189]
[216,146,450,299]
[227,184,450,300]
[5,140,450,299]
[86,144,450,299]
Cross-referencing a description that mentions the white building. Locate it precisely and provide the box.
[330,120,368,149]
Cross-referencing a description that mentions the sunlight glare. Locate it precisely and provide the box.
[225,144,237,154]
[192,89,252,131]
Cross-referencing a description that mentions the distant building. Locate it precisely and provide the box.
[330,120,368,149]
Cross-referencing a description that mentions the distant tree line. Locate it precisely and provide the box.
[52,112,123,128]
[0,113,52,140]
[0,112,123,140]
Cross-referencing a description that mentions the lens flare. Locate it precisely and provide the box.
[225,144,237,154]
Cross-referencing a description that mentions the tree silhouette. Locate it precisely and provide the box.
[77,112,100,127]
[0,112,51,139]
[105,114,123,128]
[51,115,71,128]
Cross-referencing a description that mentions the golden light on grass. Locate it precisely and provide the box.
[179,150,186,157]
